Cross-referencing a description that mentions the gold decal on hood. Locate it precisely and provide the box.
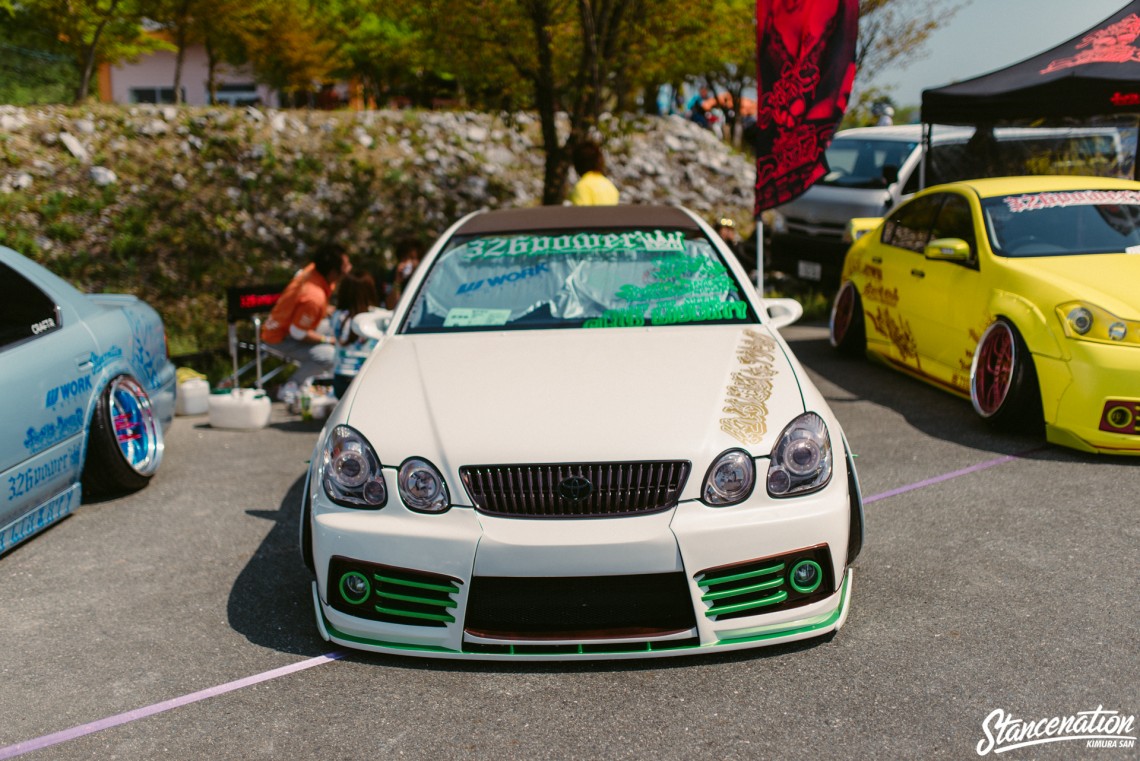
[720,330,779,445]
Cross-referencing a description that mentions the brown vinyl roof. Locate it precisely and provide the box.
[453,205,701,235]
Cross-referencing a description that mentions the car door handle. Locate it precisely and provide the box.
[871,256,882,264]
[910,268,925,279]
[76,354,94,370]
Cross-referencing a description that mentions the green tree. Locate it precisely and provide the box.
[323,0,430,107]
[24,0,167,103]
[422,0,711,204]
[238,0,343,105]
[0,6,77,104]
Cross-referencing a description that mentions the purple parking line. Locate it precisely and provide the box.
[0,448,1039,758]
[864,447,1040,504]
[0,652,345,760]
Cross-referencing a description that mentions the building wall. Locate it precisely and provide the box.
[104,46,275,107]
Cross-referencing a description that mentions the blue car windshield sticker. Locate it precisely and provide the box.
[404,229,755,332]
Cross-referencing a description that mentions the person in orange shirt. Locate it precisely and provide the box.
[261,243,351,384]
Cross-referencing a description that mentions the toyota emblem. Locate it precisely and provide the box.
[558,475,593,503]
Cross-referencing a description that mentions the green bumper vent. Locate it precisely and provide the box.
[696,545,834,621]
[328,555,461,627]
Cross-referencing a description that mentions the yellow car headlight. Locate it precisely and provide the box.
[1056,301,1140,346]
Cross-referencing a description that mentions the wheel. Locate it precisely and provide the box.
[829,281,865,355]
[969,319,1043,431]
[82,375,162,496]
[300,482,315,574]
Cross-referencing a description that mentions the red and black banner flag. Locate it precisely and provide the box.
[754,0,858,214]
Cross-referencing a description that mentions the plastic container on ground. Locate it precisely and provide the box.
[208,388,272,430]
[175,378,210,415]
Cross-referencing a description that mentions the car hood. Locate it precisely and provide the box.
[344,325,804,490]
[1009,253,1140,319]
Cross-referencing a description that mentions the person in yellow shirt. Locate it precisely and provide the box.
[569,140,619,206]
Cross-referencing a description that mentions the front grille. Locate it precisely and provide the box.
[460,461,691,518]
[696,545,834,621]
[464,573,697,638]
[327,556,462,628]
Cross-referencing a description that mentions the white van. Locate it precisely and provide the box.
[768,124,1126,290]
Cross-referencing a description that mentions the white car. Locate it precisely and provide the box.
[301,205,863,660]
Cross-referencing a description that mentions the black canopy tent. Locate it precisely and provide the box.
[920,1,1140,180]
[922,1,1140,123]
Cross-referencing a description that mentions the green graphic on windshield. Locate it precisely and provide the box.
[404,227,756,333]
[464,230,686,260]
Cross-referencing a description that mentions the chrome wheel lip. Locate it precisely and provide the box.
[108,376,161,476]
[969,321,1016,418]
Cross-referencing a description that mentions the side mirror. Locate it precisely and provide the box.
[352,307,393,340]
[925,237,971,261]
[762,297,803,330]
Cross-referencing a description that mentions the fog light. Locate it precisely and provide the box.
[1107,406,1134,429]
[1109,322,1127,341]
[339,571,371,605]
[1067,307,1093,335]
[790,560,822,594]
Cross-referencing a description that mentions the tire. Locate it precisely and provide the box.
[829,281,865,356]
[300,482,315,574]
[969,318,1043,431]
[82,375,163,497]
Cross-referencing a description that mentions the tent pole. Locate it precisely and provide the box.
[921,122,931,189]
[755,220,764,296]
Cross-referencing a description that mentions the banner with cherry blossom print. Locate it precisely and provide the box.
[754,0,858,214]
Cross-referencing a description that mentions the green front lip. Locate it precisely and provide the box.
[319,572,851,657]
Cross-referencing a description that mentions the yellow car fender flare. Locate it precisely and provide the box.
[986,290,1064,361]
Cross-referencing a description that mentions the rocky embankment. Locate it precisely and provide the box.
[0,104,756,351]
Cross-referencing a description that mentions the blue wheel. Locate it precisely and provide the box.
[83,375,163,495]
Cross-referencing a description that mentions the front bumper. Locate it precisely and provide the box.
[309,469,855,660]
[1038,341,1140,455]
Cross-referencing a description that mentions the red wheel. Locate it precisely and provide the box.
[829,281,865,355]
[969,318,1042,430]
[971,322,1014,416]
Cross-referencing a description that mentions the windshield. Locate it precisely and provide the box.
[818,138,917,189]
[401,227,757,333]
[982,190,1140,257]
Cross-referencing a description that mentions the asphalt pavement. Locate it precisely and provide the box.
[0,323,1136,760]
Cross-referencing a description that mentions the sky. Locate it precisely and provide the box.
[864,0,1129,108]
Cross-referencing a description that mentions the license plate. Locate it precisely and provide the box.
[797,260,822,281]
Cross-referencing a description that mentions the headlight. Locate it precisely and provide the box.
[398,458,450,513]
[702,449,756,506]
[767,412,833,498]
[1057,301,1139,346]
[322,425,387,508]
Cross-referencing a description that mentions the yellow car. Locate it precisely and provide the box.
[829,176,1140,455]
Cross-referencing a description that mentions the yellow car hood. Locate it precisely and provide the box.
[1012,254,1140,319]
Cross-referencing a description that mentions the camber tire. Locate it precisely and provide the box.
[82,375,162,496]
[969,318,1043,431]
[300,482,315,574]
[829,281,865,356]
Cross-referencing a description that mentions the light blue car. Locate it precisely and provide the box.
[1,245,176,555]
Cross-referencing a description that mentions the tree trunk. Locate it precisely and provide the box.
[525,0,570,205]
[74,0,120,103]
[173,30,187,105]
[204,38,218,104]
